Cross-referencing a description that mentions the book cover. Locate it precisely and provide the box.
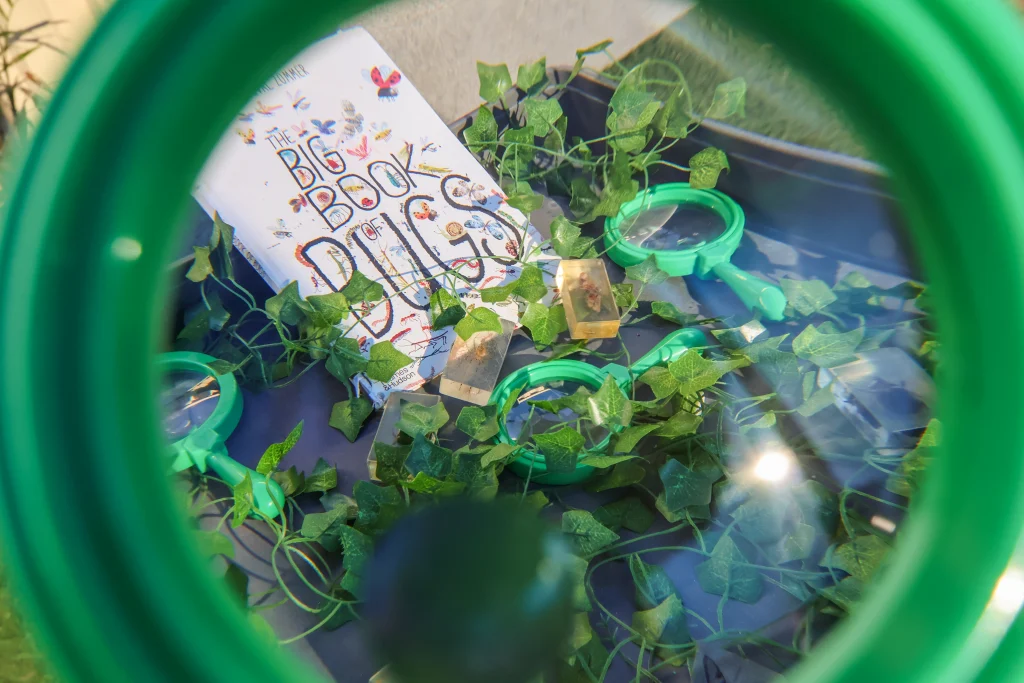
[194,27,552,405]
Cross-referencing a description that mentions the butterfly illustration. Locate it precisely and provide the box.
[413,202,438,221]
[311,119,337,135]
[291,121,310,138]
[363,66,402,100]
[289,90,310,111]
[452,180,489,204]
[371,122,393,142]
[339,100,364,141]
[289,194,309,213]
[255,100,282,116]
[346,135,371,161]
[236,128,255,145]
[238,111,255,122]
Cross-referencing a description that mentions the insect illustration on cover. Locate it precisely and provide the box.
[338,100,364,142]
[291,121,310,138]
[294,244,315,268]
[311,119,337,135]
[383,167,405,189]
[288,90,310,111]
[419,137,439,153]
[326,247,349,279]
[363,65,402,100]
[439,221,465,241]
[418,163,452,175]
[371,122,393,143]
[289,194,309,213]
[237,111,255,122]
[266,218,292,240]
[346,135,371,161]
[452,180,489,204]
[413,201,438,222]
[236,128,255,145]
[255,100,282,117]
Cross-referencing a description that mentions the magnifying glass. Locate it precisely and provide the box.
[489,328,706,485]
[158,351,285,519]
[604,182,788,321]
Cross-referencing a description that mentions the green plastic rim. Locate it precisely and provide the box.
[603,182,744,277]
[157,351,243,463]
[0,1,1022,682]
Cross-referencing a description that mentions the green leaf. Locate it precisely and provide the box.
[797,386,834,417]
[821,576,864,612]
[504,180,545,215]
[631,595,690,656]
[625,253,668,285]
[477,62,513,103]
[429,289,466,329]
[272,466,306,497]
[534,427,585,473]
[659,459,714,512]
[657,409,703,438]
[669,349,749,396]
[517,57,548,93]
[561,510,620,556]
[480,443,518,467]
[731,494,790,544]
[523,98,563,137]
[696,535,763,603]
[577,39,613,58]
[739,411,777,434]
[204,292,231,332]
[550,216,596,260]
[406,434,454,480]
[223,563,249,608]
[652,301,700,327]
[464,106,498,155]
[522,490,549,513]
[354,481,404,535]
[342,271,385,304]
[612,282,637,310]
[371,442,411,484]
[449,449,500,500]
[712,320,768,349]
[628,554,676,609]
[595,498,654,534]
[187,246,214,282]
[266,281,312,326]
[780,278,838,317]
[336,525,374,598]
[300,504,352,551]
[481,263,549,304]
[529,386,592,416]
[614,423,660,454]
[548,340,589,361]
[589,154,639,220]
[585,461,646,492]
[454,306,503,341]
[326,338,369,381]
[231,473,254,528]
[329,397,374,442]
[763,522,816,565]
[587,375,633,428]
[307,292,350,327]
[396,402,450,437]
[569,177,601,219]
[210,213,236,279]
[194,530,234,559]
[706,78,747,120]
[568,612,594,652]
[688,147,729,190]
[403,472,467,497]
[521,302,567,347]
[824,535,890,582]
[792,323,864,368]
[366,341,413,383]
[456,405,500,442]
[303,457,338,493]
[638,366,680,400]
[567,555,593,612]
[577,454,637,469]
[255,421,304,475]
[887,418,939,497]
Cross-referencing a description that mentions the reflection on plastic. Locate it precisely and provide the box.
[989,567,1024,617]
[752,448,794,484]
[161,370,220,441]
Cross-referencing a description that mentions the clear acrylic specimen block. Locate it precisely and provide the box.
[557,258,620,340]
[439,318,515,406]
[368,392,440,481]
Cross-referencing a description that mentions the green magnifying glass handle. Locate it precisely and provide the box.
[206,446,286,519]
[711,262,788,321]
[620,327,708,380]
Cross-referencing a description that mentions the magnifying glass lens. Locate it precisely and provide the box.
[161,370,221,441]
[621,203,728,250]
[505,380,609,448]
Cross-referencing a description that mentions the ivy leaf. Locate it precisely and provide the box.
[589,154,640,220]
[429,289,466,329]
[688,147,729,190]
[887,418,939,496]
[763,522,816,565]
[713,320,768,349]
[780,278,838,317]
[585,461,646,492]
[354,481,404,536]
[659,459,714,512]
[396,402,450,439]
[577,454,637,469]
[521,302,567,347]
[455,405,500,442]
[303,458,338,494]
[577,39,613,58]
[454,307,503,341]
[824,535,890,582]
[651,86,693,140]
[210,213,236,278]
[329,397,374,443]
[529,386,592,416]
[522,490,549,513]
[464,106,498,155]
[307,292,350,327]
[550,216,596,260]
[366,341,413,383]
[696,535,763,603]
[569,177,600,219]
[567,555,593,612]
[480,264,548,303]
[731,494,790,544]
[406,434,454,480]
[517,57,548,94]
[739,412,777,434]
[657,409,703,438]
[792,323,864,368]
[567,612,594,654]
[299,504,352,551]
[480,443,518,467]
[587,375,633,428]
[255,421,304,475]
[403,472,467,497]
[628,554,676,609]
[266,281,312,326]
[561,510,620,556]
[534,427,585,473]
[797,386,834,418]
[638,366,680,399]
[614,423,661,454]
[342,271,385,304]
[595,498,654,534]
[652,301,700,327]
[821,576,864,612]
[231,473,254,528]
[523,98,563,137]
[612,283,637,310]
[372,442,411,485]
[449,449,500,500]
[194,530,234,559]
[625,254,669,285]
[669,349,749,396]
[477,62,513,103]
[272,466,306,497]
[326,338,369,382]
[223,563,249,607]
[504,180,545,215]
[631,595,691,660]
[187,246,214,282]
[706,78,747,120]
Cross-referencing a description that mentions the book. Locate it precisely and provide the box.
[194,27,552,405]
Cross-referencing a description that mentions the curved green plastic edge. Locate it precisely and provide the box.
[496,328,705,484]
[604,182,787,320]
[157,351,286,519]
[0,0,1022,682]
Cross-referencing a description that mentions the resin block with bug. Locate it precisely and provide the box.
[368,392,440,481]
[439,319,515,406]
[558,259,620,339]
